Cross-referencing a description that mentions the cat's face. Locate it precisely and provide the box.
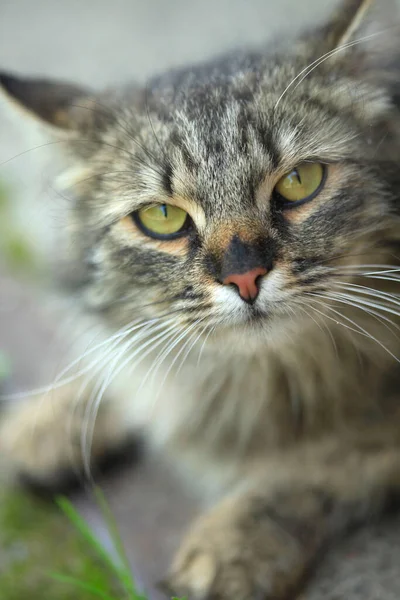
[2,0,400,351]
[71,73,395,345]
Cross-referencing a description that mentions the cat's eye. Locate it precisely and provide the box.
[133,204,191,239]
[274,163,326,206]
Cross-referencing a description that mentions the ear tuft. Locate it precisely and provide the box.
[326,0,376,48]
[311,0,400,95]
[0,71,93,131]
[323,0,399,57]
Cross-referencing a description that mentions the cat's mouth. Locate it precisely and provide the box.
[242,305,268,323]
[212,294,298,343]
[207,305,282,352]
[217,302,272,332]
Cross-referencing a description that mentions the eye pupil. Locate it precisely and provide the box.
[161,204,168,218]
[286,169,301,186]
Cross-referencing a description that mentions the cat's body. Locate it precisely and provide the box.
[2,0,400,597]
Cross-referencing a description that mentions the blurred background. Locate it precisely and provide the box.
[1,1,400,599]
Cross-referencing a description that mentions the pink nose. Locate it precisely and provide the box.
[223,267,268,302]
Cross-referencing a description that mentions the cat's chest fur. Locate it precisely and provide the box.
[107,318,389,499]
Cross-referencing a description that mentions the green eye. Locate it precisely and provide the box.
[134,204,191,239]
[274,163,326,205]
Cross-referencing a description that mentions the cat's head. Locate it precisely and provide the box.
[1,0,400,353]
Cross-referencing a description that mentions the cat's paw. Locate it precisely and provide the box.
[0,385,135,491]
[1,389,87,486]
[163,495,312,600]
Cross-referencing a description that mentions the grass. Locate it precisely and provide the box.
[53,488,184,600]
[53,489,146,600]
[0,487,184,600]
[0,179,37,272]
[0,489,120,600]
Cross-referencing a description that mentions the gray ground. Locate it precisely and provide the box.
[1,1,400,599]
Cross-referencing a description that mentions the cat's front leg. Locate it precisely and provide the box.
[164,491,315,600]
[164,447,400,600]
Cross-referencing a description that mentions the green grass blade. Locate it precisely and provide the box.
[56,497,126,583]
[56,494,185,600]
[93,486,137,596]
[50,572,118,600]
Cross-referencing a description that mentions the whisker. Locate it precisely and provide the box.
[159,317,208,383]
[175,320,211,377]
[275,29,387,109]
[0,317,150,401]
[66,317,167,475]
[197,323,216,366]
[69,100,167,179]
[149,318,206,396]
[81,318,180,478]
[0,303,184,402]
[329,265,400,277]
[306,296,372,337]
[306,292,400,364]
[322,291,400,337]
[146,317,208,414]
[293,300,339,358]
[335,283,400,309]
[136,323,191,393]
[0,140,79,169]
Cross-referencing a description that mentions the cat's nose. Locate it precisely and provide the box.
[223,267,267,303]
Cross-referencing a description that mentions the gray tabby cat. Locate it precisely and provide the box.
[1,0,400,597]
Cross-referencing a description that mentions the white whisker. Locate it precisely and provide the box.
[81,319,179,477]
[65,318,164,476]
[322,291,400,337]
[175,320,211,377]
[307,292,400,364]
[275,30,386,109]
[0,317,151,401]
[197,323,216,366]
[145,318,208,414]
[335,283,400,310]
[156,317,208,390]
[138,324,191,392]
[293,300,339,358]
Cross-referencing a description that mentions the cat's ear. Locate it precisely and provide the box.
[321,0,398,68]
[0,72,103,134]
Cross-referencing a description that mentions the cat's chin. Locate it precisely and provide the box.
[206,311,296,355]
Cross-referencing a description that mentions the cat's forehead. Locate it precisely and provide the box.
[147,56,355,158]
[130,64,347,213]
[98,48,377,223]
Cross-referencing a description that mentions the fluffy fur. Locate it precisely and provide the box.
[1,0,400,597]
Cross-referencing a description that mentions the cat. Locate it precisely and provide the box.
[1,0,400,598]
